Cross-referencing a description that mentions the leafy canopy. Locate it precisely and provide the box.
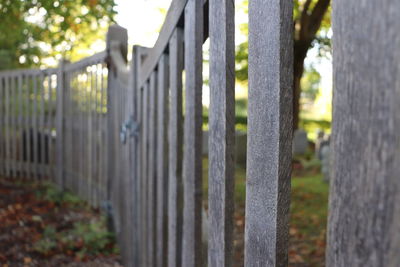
[0,0,116,70]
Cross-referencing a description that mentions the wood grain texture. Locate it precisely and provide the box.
[182,0,204,266]
[148,71,158,267]
[208,0,235,265]
[245,0,293,266]
[168,28,184,267]
[56,61,66,188]
[156,54,170,267]
[141,81,150,267]
[39,74,46,179]
[138,0,187,87]
[4,76,10,176]
[0,77,4,175]
[24,75,31,177]
[17,74,23,176]
[327,1,400,266]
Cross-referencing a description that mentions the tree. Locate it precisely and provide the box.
[0,0,116,70]
[236,0,331,130]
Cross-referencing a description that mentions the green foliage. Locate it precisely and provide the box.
[301,65,321,102]
[235,0,331,82]
[0,0,116,70]
[33,226,58,254]
[36,182,83,206]
[33,218,117,257]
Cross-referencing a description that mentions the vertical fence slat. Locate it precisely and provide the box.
[168,27,184,267]
[18,74,23,177]
[40,74,46,179]
[56,62,66,188]
[12,76,17,177]
[32,75,38,179]
[130,45,141,267]
[48,74,53,178]
[4,76,11,176]
[156,54,169,267]
[148,70,158,267]
[64,71,71,189]
[245,0,293,266]
[141,81,150,267]
[0,76,3,176]
[208,0,235,265]
[25,75,31,177]
[327,1,400,266]
[182,0,204,266]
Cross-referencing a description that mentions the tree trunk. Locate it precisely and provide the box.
[292,0,331,130]
[293,43,307,130]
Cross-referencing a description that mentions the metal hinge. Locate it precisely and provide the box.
[120,115,140,144]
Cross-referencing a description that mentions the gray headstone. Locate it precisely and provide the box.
[292,129,308,155]
[320,139,331,183]
[315,130,325,159]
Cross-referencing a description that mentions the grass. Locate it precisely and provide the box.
[202,157,329,266]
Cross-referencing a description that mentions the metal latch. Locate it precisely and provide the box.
[120,115,140,144]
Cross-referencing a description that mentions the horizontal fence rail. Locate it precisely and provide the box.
[1,0,399,266]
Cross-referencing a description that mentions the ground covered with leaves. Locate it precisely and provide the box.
[1,156,328,267]
[0,177,121,267]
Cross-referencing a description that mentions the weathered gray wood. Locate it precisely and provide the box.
[56,62,66,188]
[156,54,169,267]
[48,74,55,178]
[39,74,46,179]
[64,51,107,73]
[182,0,204,266]
[10,76,16,177]
[327,1,400,267]
[18,74,23,176]
[105,27,128,256]
[147,70,158,267]
[24,75,32,178]
[138,0,187,87]
[208,0,235,265]
[130,45,141,267]
[4,76,10,176]
[168,27,184,267]
[245,0,293,266]
[32,75,39,179]
[141,81,150,267]
[0,77,4,175]
[139,0,210,87]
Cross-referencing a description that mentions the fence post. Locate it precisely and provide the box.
[105,23,128,263]
[56,60,67,189]
[245,0,293,266]
[327,1,400,266]
[106,24,128,204]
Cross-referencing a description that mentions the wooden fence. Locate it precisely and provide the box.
[0,0,399,266]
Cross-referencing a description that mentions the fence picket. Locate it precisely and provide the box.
[141,81,150,267]
[156,54,169,267]
[24,74,30,177]
[245,0,293,266]
[0,76,3,175]
[327,1,400,266]
[168,27,184,267]
[148,71,158,267]
[208,0,235,265]
[5,76,10,177]
[182,0,204,266]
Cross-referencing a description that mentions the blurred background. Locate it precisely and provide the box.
[0,0,331,266]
